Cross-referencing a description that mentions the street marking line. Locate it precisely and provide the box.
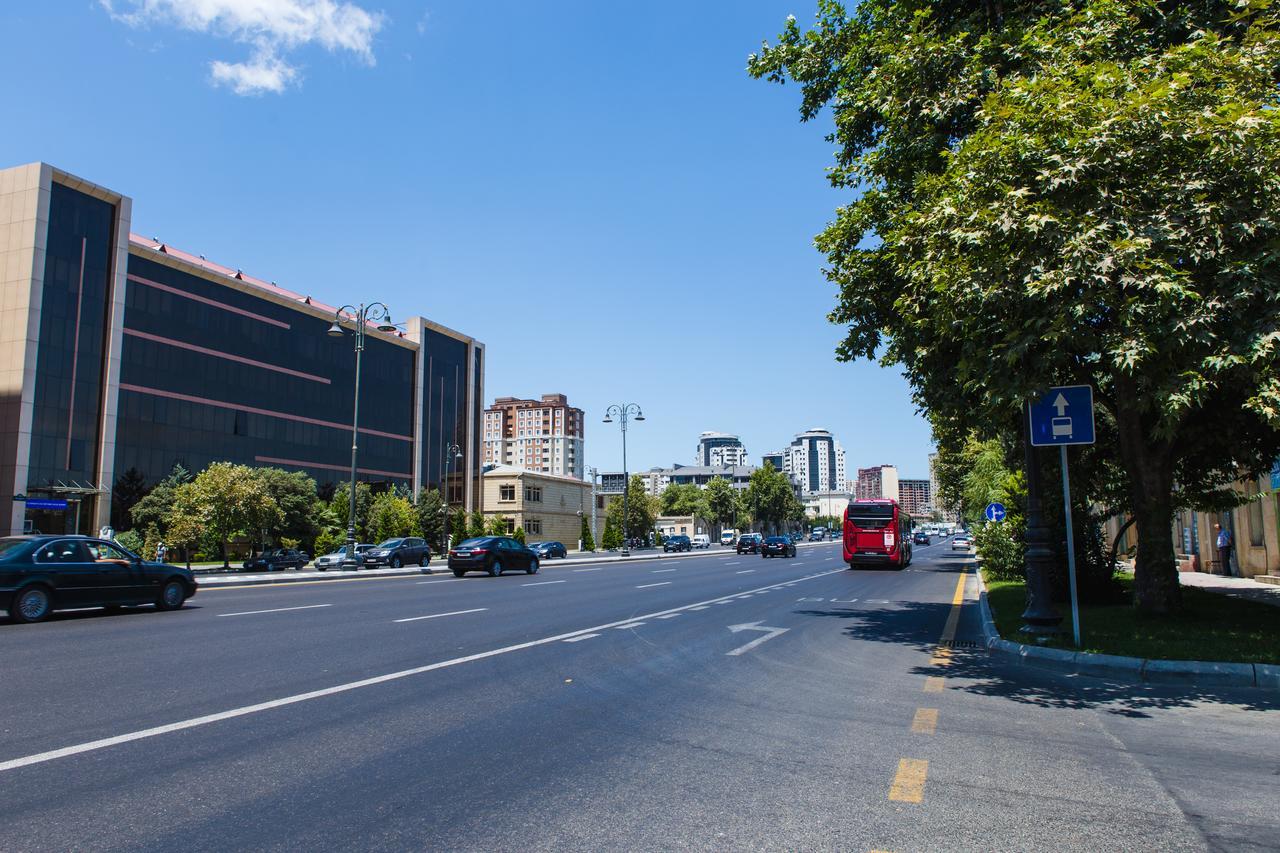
[725,622,789,657]
[911,708,938,735]
[573,567,603,573]
[208,574,428,591]
[713,600,732,605]
[923,677,944,693]
[614,622,646,630]
[218,604,332,617]
[651,568,676,573]
[888,758,928,803]
[929,647,953,668]
[394,608,488,623]
[522,580,566,587]
[930,568,971,667]
[562,633,599,643]
[417,579,460,585]
[726,561,741,565]
[0,568,843,774]
[689,606,710,611]
[636,582,671,589]
[656,613,681,619]
[735,570,755,574]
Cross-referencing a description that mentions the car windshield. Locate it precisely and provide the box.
[378,539,403,548]
[0,537,30,560]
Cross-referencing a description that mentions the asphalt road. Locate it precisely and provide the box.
[2,539,1277,852]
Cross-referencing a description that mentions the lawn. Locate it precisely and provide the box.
[983,573,1280,665]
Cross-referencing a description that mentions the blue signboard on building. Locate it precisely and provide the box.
[1028,385,1095,447]
[25,498,68,511]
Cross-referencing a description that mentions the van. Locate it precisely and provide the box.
[720,529,738,546]
[692,534,711,549]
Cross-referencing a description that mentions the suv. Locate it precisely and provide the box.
[761,535,797,558]
[736,533,763,554]
[242,548,308,572]
[363,537,431,568]
[663,534,692,553]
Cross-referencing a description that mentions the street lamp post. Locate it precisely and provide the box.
[328,303,397,570]
[441,442,462,554]
[587,466,598,552]
[603,404,644,557]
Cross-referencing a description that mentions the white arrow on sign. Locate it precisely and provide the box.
[725,621,790,657]
[1052,393,1069,416]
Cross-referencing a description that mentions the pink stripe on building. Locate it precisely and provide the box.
[117,383,413,442]
[254,456,411,480]
[127,274,291,329]
[123,328,331,384]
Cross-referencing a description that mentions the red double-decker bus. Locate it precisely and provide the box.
[842,498,913,569]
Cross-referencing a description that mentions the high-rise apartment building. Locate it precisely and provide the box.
[483,393,584,479]
[696,432,747,467]
[783,429,847,496]
[761,451,785,472]
[856,465,900,502]
[898,478,932,516]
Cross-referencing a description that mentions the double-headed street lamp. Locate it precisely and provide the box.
[603,403,644,556]
[328,303,397,570]
[441,442,462,551]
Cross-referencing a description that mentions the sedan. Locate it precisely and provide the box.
[242,548,308,572]
[314,544,374,571]
[736,533,763,554]
[2,535,197,624]
[913,531,931,545]
[952,534,971,551]
[761,536,797,558]
[362,537,431,569]
[530,541,567,560]
[448,537,540,577]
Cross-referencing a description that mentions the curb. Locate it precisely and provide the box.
[974,571,1276,691]
[194,540,833,588]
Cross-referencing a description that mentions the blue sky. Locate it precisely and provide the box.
[1,0,934,479]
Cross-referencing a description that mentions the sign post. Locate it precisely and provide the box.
[1029,385,1095,648]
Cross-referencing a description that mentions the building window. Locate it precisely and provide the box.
[1249,485,1265,547]
[499,484,516,501]
[525,486,542,502]
[525,519,542,534]
[505,519,516,534]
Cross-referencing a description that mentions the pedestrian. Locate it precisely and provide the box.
[1214,523,1233,577]
[155,540,164,562]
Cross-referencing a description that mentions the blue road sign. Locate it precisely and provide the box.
[984,502,1007,522]
[25,498,68,511]
[1029,385,1095,447]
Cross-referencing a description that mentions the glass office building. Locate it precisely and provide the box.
[0,163,484,535]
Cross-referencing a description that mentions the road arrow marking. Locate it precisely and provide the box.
[1052,393,1069,415]
[725,621,790,656]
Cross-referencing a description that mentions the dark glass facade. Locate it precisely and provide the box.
[419,328,471,505]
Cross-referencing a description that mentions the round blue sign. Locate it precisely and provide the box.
[984,502,1007,522]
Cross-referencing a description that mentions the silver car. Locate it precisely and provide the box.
[315,543,373,571]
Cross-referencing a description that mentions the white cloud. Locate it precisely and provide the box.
[102,0,384,95]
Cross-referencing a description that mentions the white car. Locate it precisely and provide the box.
[951,534,971,551]
[315,543,373,570]
[692,534,711,549]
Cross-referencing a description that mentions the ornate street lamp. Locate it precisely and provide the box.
[328,303,397,569]
[441,442,462,553]
[603,403,644,556]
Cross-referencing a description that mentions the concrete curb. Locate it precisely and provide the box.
[974,571,1276,691]
[194,540,834,588]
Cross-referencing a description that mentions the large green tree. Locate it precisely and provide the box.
[660,483,706,518]
[605,475,658,542]
[751,0,1280,613]
[255,468,319,546]
[368,492,418,543]
[168,463,282,568]
[129,463,191,537]
[415,488,448,550]
[703,477,739,535]
[743,463,801,534]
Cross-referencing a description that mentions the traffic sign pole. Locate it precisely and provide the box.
[1060,445,1081,647]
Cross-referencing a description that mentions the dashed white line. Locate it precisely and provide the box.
[656,613,681,619]
[615,622,646,630]
[417,579,458,585]
[394,608,488,623]
[735,570,755,575]
[651,568,677,574]
[573,567,603,573]
[689,606,710,611]
[522,580,566,587]
[562,633,599,643]
[219,604,332,617]
[636,582,671,589]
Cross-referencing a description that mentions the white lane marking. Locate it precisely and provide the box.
[562,633,599,643]
[831,598,859,604]
[735,570,755,575]
[689,606,710,611]
[656,613,680,619]
[636,581,672,589]
[651,569,677,574]
[726,561,741,565]
[0,569,843,774]
[394,608,488,623]
[417,579,458,585]
[219,604,332,618]
[615,622,646,630]
[522,580,566,587]
[573,567,603,573]
[726,622,790,657]
[713,600,732,605]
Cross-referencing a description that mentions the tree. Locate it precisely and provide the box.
[661,483,705,518]
[743,463,797,534]
[703,477,738,535]
[606,475,657,542]
[129,463,190,538]
[415,488,447,550]
[451,507,468,543]
[580,513,595,551]
[602,514,622,550]
[329,482,373,544]
[486,514,510,536]
[751,0,1280,613]
[468,510,487,538]
[513,525,527,545]
[169,463,282,568]
[255,468,319,546]
[110,467,148,531]
[368,492,418,543]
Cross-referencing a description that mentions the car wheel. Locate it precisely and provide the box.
[419,554,429,567]
[318,565,327,572]
[527,558,539,575]
[489,559,504,577]
[391,556,403,569]
[452,569,466,578]
[11,585,53,623]
[156,579,187,611]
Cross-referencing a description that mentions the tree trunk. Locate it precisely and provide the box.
[1112,377,1181,614]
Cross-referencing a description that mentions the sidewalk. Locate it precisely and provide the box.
[1178,570,1280,609]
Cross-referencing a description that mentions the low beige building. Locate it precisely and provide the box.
[483,465,593,550]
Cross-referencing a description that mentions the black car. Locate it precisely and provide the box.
[242,547,309,572]
[363,537,431,569]
[736,533,764,554]
[761,535,797,558]
[913,531,931,545]
[530,541,567,559]
[448,537,540,577]
[1,535,197,624]
[663,534,692,553]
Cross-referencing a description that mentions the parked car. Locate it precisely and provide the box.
[736,533,764,554]
[913,531,931,545]
[314,543,374,571]
[2,535,197,624]
[952,534,971,551]
[363,537,431,569]
[530,541,567,560]
[664,534,692,553]
[761,535,797,558]
[692,534,711,549]
[448,536,539,577]
[808,530,826,542]
[242,547,309,572]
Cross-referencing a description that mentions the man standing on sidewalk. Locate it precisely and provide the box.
[1215,523,1233,576]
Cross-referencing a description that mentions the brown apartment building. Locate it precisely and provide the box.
[483,394,584,479]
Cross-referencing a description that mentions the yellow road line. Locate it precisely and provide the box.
[911,708,938,735]
[888,758,928,803]
[923,676,944,693]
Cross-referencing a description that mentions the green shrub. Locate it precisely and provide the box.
[974,517,1024,581]
[114,528,144,556]
[580,515,595,551]
[314,528,345,557]
[513,526,527,545]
